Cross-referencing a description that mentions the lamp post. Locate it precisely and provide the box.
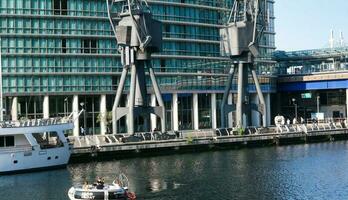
[64,97,68,117]
[292,98,298,120]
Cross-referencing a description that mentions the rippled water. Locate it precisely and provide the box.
[2,141,348,200]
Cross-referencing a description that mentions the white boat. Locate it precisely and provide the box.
[0,118,74,174]
[68,174,136,200]
[68,183,135,200]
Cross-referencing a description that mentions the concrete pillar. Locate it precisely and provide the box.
[172,93,179,131]
[43,95,49,119]
[251,93,261,127]
[193,93,199,130]
[265,93,271,126]
[150,94,157,131]
[100,95,107,135]
[73,95,79,136]
[211,93,217,129]
[11,97,18,121]
[125,94,130,131]
[228,93,233,128]
[346,89,348,118]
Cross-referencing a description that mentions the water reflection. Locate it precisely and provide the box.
[2,142,348,199]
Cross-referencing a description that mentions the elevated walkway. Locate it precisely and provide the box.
[274,47,348,62]
[274,47,348,91]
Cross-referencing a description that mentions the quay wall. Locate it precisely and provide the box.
[69,128,348,163]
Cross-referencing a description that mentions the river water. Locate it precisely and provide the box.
[2,141,348,200]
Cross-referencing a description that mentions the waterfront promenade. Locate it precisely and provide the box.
[69,121,348,162]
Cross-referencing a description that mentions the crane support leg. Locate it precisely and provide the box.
[112,47,132,134]
[128,62,137,134]
[236,62,249,128]
[251,69,267,127]
[221,67,235,128]
[147,61,166,133]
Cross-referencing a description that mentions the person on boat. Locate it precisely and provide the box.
[83,181,89,190]
[96,177,104,189]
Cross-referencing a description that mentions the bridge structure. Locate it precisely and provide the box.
[274,46,348,79]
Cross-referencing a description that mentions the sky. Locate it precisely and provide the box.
[275,0,348,51]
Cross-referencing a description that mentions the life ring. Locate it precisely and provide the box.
[126,191,136,200]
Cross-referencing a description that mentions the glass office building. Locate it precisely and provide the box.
[0,0,276,135]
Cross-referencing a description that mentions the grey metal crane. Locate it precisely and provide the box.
[220,0,268,128]
[106,0,166,134]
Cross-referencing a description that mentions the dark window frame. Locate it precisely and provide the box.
[62,38,67,53]
[0,136,15,147]
[53,0,67,15]
[81,39,98,54]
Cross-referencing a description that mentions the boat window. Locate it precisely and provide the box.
[109,192,126,199]
[32,132,64,149]
[0,136,15,147]
[0,136,3,147]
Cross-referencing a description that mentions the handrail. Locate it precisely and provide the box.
[0,117,73,128]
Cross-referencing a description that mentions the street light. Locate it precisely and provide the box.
[64,97,68,117]
[292,98,298,120]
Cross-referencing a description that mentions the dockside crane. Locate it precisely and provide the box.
[220,0,268,128]
[106,0,166,134]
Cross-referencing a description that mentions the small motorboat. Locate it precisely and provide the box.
[68,174,136,200]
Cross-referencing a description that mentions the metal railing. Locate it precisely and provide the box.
[275,119,347,134]
[0,117,73,128]
[67,117,348,148]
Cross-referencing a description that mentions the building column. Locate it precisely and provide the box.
[73,95,79,136]
[125,94,130,132]
[43,95,49,119]
[228,93,233,128]
[193,93,199,130]
[150,94,157,131]
[11,97,18,121]
[100,95,107,135]
[265,93,271,126]
[172,93,179,131]
[211,93,217,129]
[251,93,261,127]
[346,89,348,118]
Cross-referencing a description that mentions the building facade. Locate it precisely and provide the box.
[274,47,348,120]
[0,0,276,136]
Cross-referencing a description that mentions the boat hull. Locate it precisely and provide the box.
[68,186,130,200]
[0,164,67,175]
[0,146,70,174]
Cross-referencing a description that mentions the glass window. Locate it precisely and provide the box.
[0,136,15,147]
[0,136,4,147]
[53,0,67,15]
[5,136,15,147]
[33,132,63,149]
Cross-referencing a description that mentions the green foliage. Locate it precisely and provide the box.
[238,127,245,135]
[96,111,113,125]
[186,135,193,144]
